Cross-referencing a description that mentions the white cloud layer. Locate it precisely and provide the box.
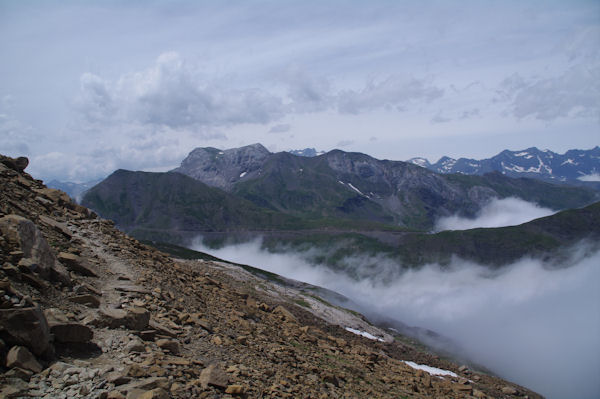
[192,239,600,399]
[498,64,600,121]
[76,52,285,130]
[434,197,556,231]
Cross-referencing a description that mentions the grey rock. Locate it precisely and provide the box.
[0,306,51,356]
[0,215,57,280]
[6,345,43,373]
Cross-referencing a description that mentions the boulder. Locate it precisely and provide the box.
[68,294,101,308]
[57,252,98,277]
[50,323,93,344]
[0,215,57,280]
[199,364,229,389]
[0,306,51,356]
[156,339,179,355]
[225,385,245,395]
[6,345,43,373]
[137,388,169,399]
[88,307,150,331]
[0,155,28,172]
[272,305,297,323]
[38,215,72,238]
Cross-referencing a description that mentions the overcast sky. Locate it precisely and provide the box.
[1,0,598,182]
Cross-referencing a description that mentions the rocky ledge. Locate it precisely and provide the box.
[0,155,542,398]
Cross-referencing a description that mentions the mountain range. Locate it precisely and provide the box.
[81,144,600,272]
[407,146,600,185]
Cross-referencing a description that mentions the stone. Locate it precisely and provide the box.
[199,364,229,389]
[38,215,72,238]
[0,377,28,398]
[106,370,131,386]
[156,339,179,354]
[148,319,178,337]
[6,345,43,373]
[0,155,28,172]
[32,188,70,206]
[68,294,101,308]
[0,215,57,280]
[107,391,126,399]
[118,377,170,395]
[0,306,51,356]
[137,388,169,399]
[90,307,150,331]
[50,322,93,343]
[74,282,102,296]
[19,271,47,291]
[272,305,297,323]
[125,336,146,353]
[57,252,98,277]
[501,386,518,395]
[4,367,34,381]
[225,384,245,395]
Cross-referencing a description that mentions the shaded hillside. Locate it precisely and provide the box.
[81,169,305,242]
[259,202,600,272]
[393,201,600,267]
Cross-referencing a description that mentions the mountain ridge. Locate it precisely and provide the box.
[169,144,598,230]
[408,146,600,184]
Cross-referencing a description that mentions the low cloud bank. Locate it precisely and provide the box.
[435,197,555,231]
[577,173,600,182]
[192,239,600,399]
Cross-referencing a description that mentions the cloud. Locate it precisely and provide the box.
[459,108,480,119]
[434,197,556,231]
[268,123,291,134]
[498,64,600,121]
[430,111,451,124]
[75,52,285,130]
[577,173,600,182]
[0,95,35,156]
[192,238,600,399]
[336,139,354,147]
[283,66,333,113]
[28,127,190,182]
[337,75,444,114]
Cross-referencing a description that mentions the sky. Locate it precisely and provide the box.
[1,0,599,182]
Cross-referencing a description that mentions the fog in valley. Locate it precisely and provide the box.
[192,200,600,398]
[434,197,556,231]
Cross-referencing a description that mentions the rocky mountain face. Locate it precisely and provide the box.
[170,144,598,230]
[172,143,271,191]
[0,154,544,398]
[408,146,600,184]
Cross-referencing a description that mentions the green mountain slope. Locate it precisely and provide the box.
[81,169,306,242]
[226,149,598,230]
[262,202,600,272]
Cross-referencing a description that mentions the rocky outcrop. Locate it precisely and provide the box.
[0,306,51,356]
[173,143,271,190]
[0,154,543,399]
[0,215,59,280]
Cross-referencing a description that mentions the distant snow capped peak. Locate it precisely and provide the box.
[288,148,326,157]
[407,157,430,168]
[406,147,599,184]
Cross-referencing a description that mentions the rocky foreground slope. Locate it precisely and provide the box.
[0,155,541,398]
